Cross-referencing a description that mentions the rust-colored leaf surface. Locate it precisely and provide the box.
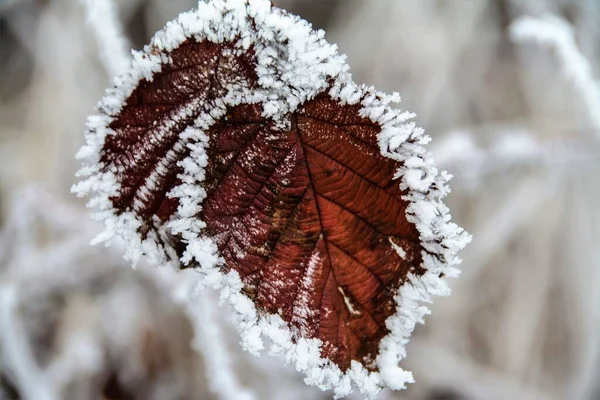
[102,40,257,232]
[99,37,424,372]
[201,96,425,370]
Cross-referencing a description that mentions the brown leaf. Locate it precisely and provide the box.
[203,95,425,370]
[75,1,469,397]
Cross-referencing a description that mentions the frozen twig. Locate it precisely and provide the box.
[80,0,131,77]
[433,128,600,184]
[144,267,256,400]
[0,187,215,399]
[510,15,600,135]
[0,286,55,400]
[188,289,256,400]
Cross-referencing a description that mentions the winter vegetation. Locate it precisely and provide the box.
[1,1,600,400]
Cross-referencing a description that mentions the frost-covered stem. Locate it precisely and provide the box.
[434,130,600,181]
[190,291,256,400]
[0,286,55,400]
[145,268,256,400]
[510,15,600,134]
[2,189,38,262]
[80,0,130,77]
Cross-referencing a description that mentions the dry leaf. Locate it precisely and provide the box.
[74,1,470,397]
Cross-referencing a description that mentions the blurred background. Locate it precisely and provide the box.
[1,0,599,399]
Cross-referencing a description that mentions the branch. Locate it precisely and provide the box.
[0,286,55,400]
[510,15,600,136]
[189,289,256,400]
[80,0,131,77]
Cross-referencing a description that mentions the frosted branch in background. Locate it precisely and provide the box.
[157,268,256,400]
[190,290,256,400]
[510,15,600,136]
[80,0,131,77]
[432,128,600,185]
[0,286,55,400]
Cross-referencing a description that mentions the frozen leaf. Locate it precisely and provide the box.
[73,0,470,398]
